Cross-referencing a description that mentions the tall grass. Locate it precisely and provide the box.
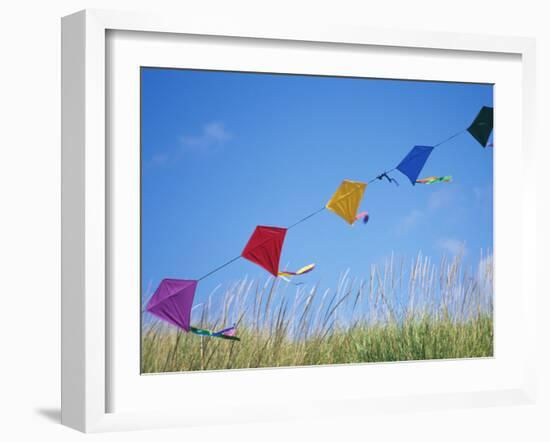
[141,252,493,373]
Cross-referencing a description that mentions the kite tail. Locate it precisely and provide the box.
[354,211,367,222]
[212,324,237,337]
[353,211,369,225]
[190,325,240,341]
[416,176,452,184]
[278,263,315,278]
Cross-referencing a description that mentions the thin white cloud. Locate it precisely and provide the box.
[395,185,463,235]
[396,209,424,234]
[394,183,476,257]
[428,186,457,210]
[180,122,232,152]
[145,122,233,168]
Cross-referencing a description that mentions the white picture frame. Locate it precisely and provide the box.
[61,9,537,433]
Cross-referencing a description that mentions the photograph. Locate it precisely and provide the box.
[140,67,494,373]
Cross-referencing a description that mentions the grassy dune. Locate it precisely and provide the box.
[141,253,493,373]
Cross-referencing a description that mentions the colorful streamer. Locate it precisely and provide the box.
[213,325,237,337]
[190,325,240,341]
[415,176,452,184]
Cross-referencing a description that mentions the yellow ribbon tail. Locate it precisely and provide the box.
[278,263,315,277]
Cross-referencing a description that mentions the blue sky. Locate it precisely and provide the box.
[141,68,493,307]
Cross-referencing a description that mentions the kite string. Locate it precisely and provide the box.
[194,125,471,282]
[369,167,397,184]
[195,141,443,282]
[197,255,242,281]
[287,206,326,230]
[433,129,466,147]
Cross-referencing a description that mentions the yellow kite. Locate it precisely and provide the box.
[325,179,367,224]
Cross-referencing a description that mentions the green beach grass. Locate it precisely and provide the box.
[141,252,493,373]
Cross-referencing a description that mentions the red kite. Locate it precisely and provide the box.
[241,225,315,278]
[241,226,287,276]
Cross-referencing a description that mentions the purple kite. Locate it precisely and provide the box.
[146,279,197,331]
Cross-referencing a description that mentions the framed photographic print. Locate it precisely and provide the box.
[61,9,537,432]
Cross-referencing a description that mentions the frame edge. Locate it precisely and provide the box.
[61,9,87,432]
[61,9,108,433]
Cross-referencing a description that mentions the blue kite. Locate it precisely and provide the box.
[396,145,434,186]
